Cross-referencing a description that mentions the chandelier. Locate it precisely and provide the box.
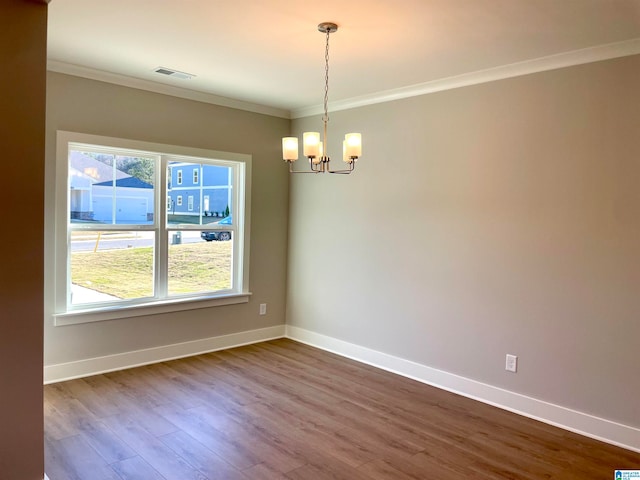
[282,22,362,174]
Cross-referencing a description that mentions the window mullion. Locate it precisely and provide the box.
[237,165,243,291]
[156,155,169,298]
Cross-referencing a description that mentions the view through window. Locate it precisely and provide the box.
[59,134,248,317]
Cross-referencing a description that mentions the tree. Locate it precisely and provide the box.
[121,159,155,186]
[83,152,155,186]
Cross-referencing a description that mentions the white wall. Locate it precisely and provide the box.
[287,55,640,436]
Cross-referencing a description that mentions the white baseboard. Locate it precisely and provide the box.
[285,325,640,453]
[43,323,639,452]
[44,325,286,384]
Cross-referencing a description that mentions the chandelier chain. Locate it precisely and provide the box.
[323,28,330,124]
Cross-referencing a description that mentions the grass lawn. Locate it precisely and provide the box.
[71,242,232,299]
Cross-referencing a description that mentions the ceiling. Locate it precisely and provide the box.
[47,0,640,118]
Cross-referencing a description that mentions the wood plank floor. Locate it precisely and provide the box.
[44,339,640,479]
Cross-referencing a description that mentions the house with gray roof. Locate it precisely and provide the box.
[69,151,154,223]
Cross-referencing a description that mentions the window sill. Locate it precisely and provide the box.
[53,292,252,326]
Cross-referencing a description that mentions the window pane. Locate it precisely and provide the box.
[167,161,232,226]
[69,150,155,225]
[167,231,232,295]
[70,230,155,304]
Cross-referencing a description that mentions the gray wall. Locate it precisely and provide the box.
[287,55,640,429]
[0,1,47,478]
[45,72,290,365]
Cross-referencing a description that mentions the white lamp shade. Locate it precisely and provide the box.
[342,140,350,163]
[344,133,362,159]
[282,137,298,161]
[303,132,321,157]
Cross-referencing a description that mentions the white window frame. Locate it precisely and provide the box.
[53,131,252,325]
[188,195,194,211]
[177,195,183,206]
[193,168,199,185]
[177,169,183,185]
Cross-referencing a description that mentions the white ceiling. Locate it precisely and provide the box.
[47,0,640,118]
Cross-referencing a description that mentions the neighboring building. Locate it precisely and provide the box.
[167,162,232,217]
[69,151,130,221]
[69,151,154,223]
[68,168,94,221]
[92,176,154,224]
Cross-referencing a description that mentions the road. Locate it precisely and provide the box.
[71,232,205,252]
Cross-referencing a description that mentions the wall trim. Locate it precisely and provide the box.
[285,325,640,453]
[49,39,640,121]
[291,37,640,118]
[44,325,286,384]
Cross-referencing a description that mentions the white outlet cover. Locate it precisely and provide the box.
[259,303,267,315]
[506,354,518,373]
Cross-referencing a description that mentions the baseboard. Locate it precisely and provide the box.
[44,325,286,384]
[285,325,640,453]
[43,323,639,452]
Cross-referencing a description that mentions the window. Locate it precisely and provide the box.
[54,131,251,324]
[193,168,199,184]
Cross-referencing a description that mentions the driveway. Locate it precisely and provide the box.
[71,284,120,304]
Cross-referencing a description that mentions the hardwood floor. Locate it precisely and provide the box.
[44,339,640,479]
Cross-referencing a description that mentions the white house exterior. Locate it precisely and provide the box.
[69,151,154,224]
[92,177,154,224]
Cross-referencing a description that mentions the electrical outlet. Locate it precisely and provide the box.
[259,303,267,315]
[505,354,518,373]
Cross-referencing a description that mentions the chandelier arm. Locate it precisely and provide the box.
[287,162,321,174]
[327,163,356,174]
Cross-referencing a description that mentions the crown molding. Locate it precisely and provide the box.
[48,37,640,121]
[47,60,291,119]
[291,37,640,119]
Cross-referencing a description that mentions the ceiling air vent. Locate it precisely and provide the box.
[153,67,195,80]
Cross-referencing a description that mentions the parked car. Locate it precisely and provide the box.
[201,215,232,241]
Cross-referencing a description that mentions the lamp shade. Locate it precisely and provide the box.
[344,133,362,159]
[303,132,321,157]
[282,137,298,161]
